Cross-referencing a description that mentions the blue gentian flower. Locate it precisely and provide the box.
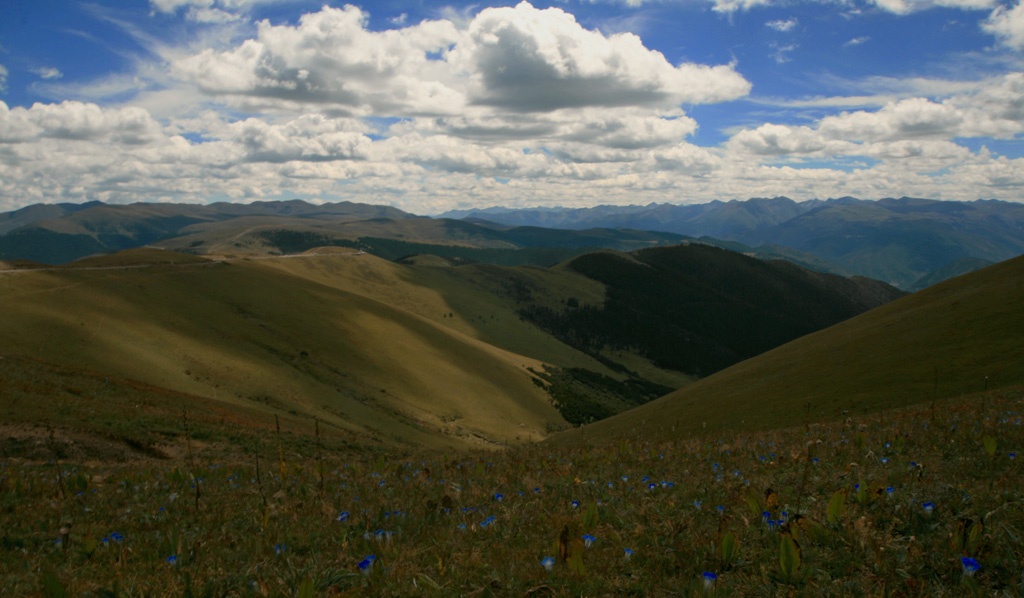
[623,548,634,560]
[701,571,717,591]
[358,554,376,575]
[336,511,349,522]
[541,556,555,571]
[274,544,286,555]
[582,534,596,548]
[961,556,980,577]
[494,493,503,502]
[922,502,935,515]
[570,500,580,509]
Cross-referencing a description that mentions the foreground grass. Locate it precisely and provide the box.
[3,391,1023,597]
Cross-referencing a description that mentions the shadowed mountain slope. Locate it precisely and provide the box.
[520,244,904,378]
[553,253,1024,444]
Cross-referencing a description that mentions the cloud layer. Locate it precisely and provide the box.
[0,1,1022,214]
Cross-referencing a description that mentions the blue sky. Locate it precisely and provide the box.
[0,0,1022,214]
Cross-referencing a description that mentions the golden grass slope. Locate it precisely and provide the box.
[0,249,565,450]
[255,248,694,390]
[556,253,1024,444]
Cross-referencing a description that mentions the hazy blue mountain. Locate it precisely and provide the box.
[0,200,415,264]
[443,197,1024,288]
[0,201,104,235]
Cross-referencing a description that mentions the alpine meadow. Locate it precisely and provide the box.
[1,197,1022,597]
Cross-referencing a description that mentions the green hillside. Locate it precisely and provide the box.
[555,254,1024,444]
[0,235,912,454]
[0,250,565,450]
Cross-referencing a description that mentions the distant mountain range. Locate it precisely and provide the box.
[2,196,1021,290]
[441,196,1024,289]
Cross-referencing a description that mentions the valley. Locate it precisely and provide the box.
[1,199,1022,596]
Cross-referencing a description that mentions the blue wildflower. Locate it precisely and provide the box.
[541,556,555,571]
[274,544,286,555]
[494,493,504,502]
[961,556,980,577]
[623,548,634,560]
[336,511,350,522]
[701,571,718,591]
[358,554,376,575]
[582,534,596,548]
[166,554,178,565]
[570,500,580,509]
[922,502,935,516]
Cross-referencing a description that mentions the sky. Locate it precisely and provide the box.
[0,0,1022,215]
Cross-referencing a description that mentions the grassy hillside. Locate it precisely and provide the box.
[556,254,1024,444]
[254,248,690,424]
[0,250,565,450]
[5,389,1021,596]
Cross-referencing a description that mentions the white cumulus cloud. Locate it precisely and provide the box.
[173,5,464,116]
[173,2,750,116]
[983,0,1024,48]
[452,2,750,111]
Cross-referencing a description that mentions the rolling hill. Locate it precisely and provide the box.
[0,234,904,453]
[0,249,565,451]
[553,253,1024,444]
[0,200,414,265]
